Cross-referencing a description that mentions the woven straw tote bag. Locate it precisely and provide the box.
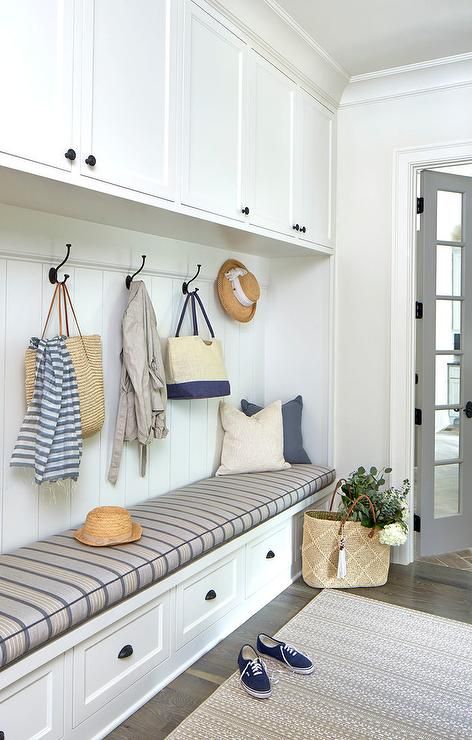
[302,483,390,588]
[25,282,105,438]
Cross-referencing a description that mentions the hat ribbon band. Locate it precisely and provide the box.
[225,268,255,308]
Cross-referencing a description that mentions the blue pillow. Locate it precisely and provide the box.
[240,395,311,465]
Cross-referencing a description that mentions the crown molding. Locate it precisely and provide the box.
[340,78,472,109]
[263,0,350,81]
[350,50,472,83]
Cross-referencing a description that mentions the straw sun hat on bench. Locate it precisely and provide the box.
[75,506,142,547]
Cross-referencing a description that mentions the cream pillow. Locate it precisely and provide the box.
[216,400,291,476]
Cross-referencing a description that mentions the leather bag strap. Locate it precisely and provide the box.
[338,494,377,538]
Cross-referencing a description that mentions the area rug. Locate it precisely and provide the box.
[166,589,472,739]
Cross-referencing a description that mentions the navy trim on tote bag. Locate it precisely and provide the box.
[167,292,230,400]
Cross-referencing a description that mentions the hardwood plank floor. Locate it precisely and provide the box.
[108,562,472,740]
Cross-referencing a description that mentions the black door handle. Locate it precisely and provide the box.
[118,644,133,659]
[292,224,300,231]
[85,154,96,167]
[464,401,472,418]
[241,206,249,215]
[266,550,275,559]
[205,589,217,600]
[64,148,76,161]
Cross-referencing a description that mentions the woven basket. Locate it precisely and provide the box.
[25,282,105,439]
[302,489,390,588]
[25,336,104,438]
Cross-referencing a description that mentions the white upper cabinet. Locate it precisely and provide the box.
[0,0,74,171]
[80,0,177,200]
[293,90,334,247]
[181,3,247,221]
[247,52,296,236]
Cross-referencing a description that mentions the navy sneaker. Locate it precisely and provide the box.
[256,634,315,674]
[238,645,272,699]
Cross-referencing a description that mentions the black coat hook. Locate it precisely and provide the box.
[182,264,201,294]
[126,255,146,289]
[49,244,71,285]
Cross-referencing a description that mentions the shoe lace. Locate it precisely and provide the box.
[240,657,267,685]
[282,643,298,657]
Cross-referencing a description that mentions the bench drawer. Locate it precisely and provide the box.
[176,550,244,649]
[246,521,293,597]
[73,593,171,726]
[0,657,64,740]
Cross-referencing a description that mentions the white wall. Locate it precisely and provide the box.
[335,83,472,478]
[0,204,268,552]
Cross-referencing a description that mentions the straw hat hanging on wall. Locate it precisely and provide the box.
[217,259,261,322]
[75,506,142,547]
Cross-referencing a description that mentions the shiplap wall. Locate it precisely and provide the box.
[0,203,267,553]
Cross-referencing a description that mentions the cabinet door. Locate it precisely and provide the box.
[80,0,176,200]
[0,0,74,171]
[294,90,334,247]
[181,2,247,221]
[247,52,296,235]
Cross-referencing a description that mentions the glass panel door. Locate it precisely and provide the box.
[416,170,472,556]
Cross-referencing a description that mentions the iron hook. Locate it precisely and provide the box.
[49,244,71,285]
[182,264,201,294]
[126,255,146,289]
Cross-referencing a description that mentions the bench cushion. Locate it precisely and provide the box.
[0,464,335,669]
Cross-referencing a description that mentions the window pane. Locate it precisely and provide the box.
[437,190,462,242]
[436,300,461,350]
[435,355,461,406]
[434,464,460,518]
[435,410,459,462]
[436,244,462,296]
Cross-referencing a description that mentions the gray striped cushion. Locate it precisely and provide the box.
[0,464,335,669]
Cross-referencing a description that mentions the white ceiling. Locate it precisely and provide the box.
[274,0,472,76]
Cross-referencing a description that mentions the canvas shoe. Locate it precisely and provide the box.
[238,644,272,699]
[256,633,315,674]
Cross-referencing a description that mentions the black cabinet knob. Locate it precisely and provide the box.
[300,226,306,233]
[85,154,96,167]
[0,731,4,740]
[118,644,133,659]
[241,206,249,215]
[292,224,300,231]
[464,401,472,418]
[64,148,76,161]
[205,589,217,600]
[266,550,275,559]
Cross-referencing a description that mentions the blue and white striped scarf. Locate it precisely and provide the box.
[11,336,83,484]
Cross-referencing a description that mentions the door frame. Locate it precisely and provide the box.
[392,139,472,564]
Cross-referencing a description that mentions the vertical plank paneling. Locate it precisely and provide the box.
[0,260,6,553]
[149,276,173,496]
[2,260,42,551]
[0,213,272,551]
[169,279,190,489]
[69,267,103,526]
[99,271,128,508]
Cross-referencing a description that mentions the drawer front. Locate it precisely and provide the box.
[176,550,244,649]
[73,592,171,726]
[246,522,293,598]
[0,657,64,740]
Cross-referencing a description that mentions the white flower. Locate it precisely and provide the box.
[379,522,408,546]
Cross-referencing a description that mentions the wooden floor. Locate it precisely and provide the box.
[108,562,472,740]
[418,548,472,571]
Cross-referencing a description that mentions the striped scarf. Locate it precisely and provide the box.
[11,336,82,484]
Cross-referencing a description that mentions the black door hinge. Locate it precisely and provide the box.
[413,514,421,532]
[415,408,422,425]
[416,301,423,319]
[417,196,424,214]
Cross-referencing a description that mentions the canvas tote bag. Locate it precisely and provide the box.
[166,291,230,400]
[25,282,105,438]
[302,486,390,588]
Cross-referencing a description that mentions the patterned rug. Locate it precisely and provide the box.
[167,590,472,739]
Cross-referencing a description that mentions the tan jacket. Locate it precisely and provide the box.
[108,281,168,484]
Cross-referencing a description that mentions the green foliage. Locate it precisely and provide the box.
[338,466,409,532]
